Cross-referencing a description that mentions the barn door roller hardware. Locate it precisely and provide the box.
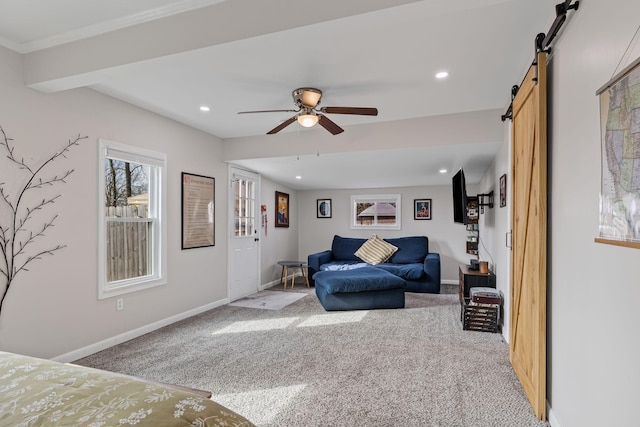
[501,85,520,122]
[541,0,580,50]
[501,0,579,121]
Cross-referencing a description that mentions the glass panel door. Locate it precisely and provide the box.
[234,177,255,237]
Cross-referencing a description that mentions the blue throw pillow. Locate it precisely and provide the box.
[331,235,367,262]
[385,236,429,263]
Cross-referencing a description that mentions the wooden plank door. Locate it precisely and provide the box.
[510,51,547,420]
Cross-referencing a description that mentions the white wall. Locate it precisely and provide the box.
[298,184,475,283]
[258,177,299,285]
[0,45,230,360]
[531,1,640,426]
[478,125,512,340]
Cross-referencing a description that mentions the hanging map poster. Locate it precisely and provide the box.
[598,57,640,244]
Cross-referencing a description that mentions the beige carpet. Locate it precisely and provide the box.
[229,290,307,310]
[76,283,550,427]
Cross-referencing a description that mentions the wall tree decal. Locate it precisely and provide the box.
[0,126,86,315]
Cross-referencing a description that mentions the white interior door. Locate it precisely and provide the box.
[228,167,260,301]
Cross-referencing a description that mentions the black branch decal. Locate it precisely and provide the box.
[0,126,86,315]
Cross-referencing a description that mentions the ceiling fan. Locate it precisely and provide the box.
[237,87,378,135]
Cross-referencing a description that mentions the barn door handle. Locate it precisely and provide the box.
[506,231,512,249]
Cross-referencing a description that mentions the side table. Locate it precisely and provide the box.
[277,261,310,289]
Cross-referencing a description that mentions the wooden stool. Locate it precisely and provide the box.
[277,261,310,289]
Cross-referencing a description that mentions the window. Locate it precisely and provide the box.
[350,194,402,230]
[98,140,167,299]
[234,176,256,237]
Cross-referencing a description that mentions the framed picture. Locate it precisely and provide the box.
[275,191,289,227]
[414,199,431,220]
[317,199,332,218]
[181,172,215,249]
[351,194,401,230]
[500,174,507,207]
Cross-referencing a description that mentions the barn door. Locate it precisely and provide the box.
[510,51,547,420]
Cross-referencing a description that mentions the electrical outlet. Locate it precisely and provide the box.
[116,298,124,311]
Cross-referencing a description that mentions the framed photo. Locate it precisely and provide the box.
[275,191,289,227]
[414,199,431,220]
[181,172,215,249]
[351,194,401,230]
[500,174,507,207]
[317,199,332,218]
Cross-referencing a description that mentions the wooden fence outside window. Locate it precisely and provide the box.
[106,205,151,282]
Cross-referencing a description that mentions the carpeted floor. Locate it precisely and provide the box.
[229,290,308,310]
[75,282,550,427]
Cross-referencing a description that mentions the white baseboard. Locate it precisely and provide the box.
[53,298,229,363]
[261,272,307,291]
[548,401,561,427]
[260,278,281,290]
[441,279,458,285]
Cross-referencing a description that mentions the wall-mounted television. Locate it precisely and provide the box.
[452,168,468,224]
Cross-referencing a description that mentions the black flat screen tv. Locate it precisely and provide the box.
[452,168,468,224]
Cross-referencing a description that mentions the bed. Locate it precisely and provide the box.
[0,351,255,426]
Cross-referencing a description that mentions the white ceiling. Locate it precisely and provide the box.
[0,0,557,189]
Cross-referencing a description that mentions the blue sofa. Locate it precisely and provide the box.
[313,267,407,311]
[308,235,441,294]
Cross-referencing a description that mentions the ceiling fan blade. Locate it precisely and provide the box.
[238,109,298,114]
[267,116,297,134]
[319,106,378,116]
[318,115,344,135]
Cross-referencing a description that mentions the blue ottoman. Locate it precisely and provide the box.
[313,267,406,311]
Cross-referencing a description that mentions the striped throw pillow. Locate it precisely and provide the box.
[354,234,398,265]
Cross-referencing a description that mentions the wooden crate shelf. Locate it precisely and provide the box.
[461,298,499,333]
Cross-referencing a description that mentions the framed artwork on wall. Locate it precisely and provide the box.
[413,199,432,220]
[500,174,507,208]
[351,194,401,230]
[275,191,289,227]
[182,172,215,249]
[317,199,332,218]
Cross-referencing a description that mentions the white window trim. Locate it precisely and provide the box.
[350,194,402,230]
[97,139,167,300]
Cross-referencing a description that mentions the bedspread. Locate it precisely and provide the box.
[0,351,255,427]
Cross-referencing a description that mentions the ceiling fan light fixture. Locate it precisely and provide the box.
[297,113,319,128]
[301,90,322,108]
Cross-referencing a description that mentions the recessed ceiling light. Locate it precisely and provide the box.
[295,176,302,180]
[439,168,448,174]
[200,105,210,112]
[435,71,449,79]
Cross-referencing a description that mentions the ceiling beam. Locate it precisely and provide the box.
[23,0,421,93]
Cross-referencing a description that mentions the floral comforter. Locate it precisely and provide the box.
[0,351,255,427]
